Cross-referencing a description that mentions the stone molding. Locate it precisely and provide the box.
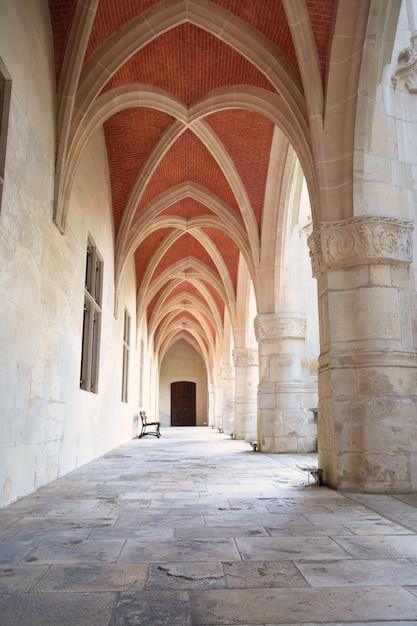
[319,349,417,370]
[392,32,417,92]
[254,313,307,340]
[308,216,413,277]
[232,348,259,367]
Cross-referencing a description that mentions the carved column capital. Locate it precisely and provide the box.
[392,32,417,92]
[232,348,258,367]
[308,215,413,277]
[254,313,307,340]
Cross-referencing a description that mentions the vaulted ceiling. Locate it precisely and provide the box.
[48,0,336,362]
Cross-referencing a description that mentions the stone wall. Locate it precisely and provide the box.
[0,0,139,507]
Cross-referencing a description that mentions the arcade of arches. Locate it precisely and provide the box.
[1,0,417,508]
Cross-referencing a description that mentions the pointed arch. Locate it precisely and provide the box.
[53,0,313,232]
[148,291,223,341]
[137,257,235,329]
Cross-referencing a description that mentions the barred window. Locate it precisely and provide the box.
[80,238,103,393]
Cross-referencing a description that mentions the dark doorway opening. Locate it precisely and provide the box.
[171,381,196,426]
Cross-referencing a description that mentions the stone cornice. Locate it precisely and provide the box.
[308,216,413,277]
[254,313,307,340]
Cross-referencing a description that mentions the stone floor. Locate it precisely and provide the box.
[2,427,417,625]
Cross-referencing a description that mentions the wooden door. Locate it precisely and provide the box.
[171,381,196,426]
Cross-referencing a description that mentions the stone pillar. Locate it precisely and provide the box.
[213,372,224,431]
[221,365,235,435]
[207,383,215,428]
[255,313,318,453]
[309,216,417,492]
[232,348,258,442]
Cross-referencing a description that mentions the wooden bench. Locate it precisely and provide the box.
[139,411,161,439]
[296,464,323,486]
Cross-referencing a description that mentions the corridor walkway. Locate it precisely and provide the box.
[2,427,417,625]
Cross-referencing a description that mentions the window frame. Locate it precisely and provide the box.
[80,238,103,393]
[121,308,131,402]
[139,339,144,406]
[0,58,12,212]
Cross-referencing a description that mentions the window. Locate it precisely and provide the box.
[139,339,144,406]
[0,58,12,212]
[121,308,130,402]
[80,238,103,393]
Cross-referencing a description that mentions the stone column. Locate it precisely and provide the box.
[255,313,318,453]
[207,382,215,428]
[309,215,417,492]
[232,348,258,442]
[213,372,224,431]
[221,365,235,435]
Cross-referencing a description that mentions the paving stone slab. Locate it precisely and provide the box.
[0,540,37,566]
[96,503,152,514]
[120,492,163,500]
[334,534,417,559]
[235,536,352,561]
[175,525,269,539]
[222,560,309,589]
[12,528,93,542]
[266,524,353,537]
[304,512,414,535]
[8,515,117,530]
[296,557,417,587]
[114,514,204,529]
[0,526,22,541]
[6,498,102,513]
[0,515,23,531]
[34,563,148,591]
[347,493,417,533]
[227,497,287,506]
[90,526,175,540]
[110,589,192,625]
[189,586,417,624]
[0,565,49,592]
[45,508,119,518]
[119,537,241,563]
[22,539,125,565]
[148,561,225,589]
[203,513,310,527]
[266,503,333,514]
[154,505,219,515]
[0,591,117,625]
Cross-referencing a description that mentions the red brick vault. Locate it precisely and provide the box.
[48,0,335,358]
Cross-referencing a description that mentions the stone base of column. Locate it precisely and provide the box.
[233,350,259,443]
[319,360,417,493]
[234,411,256,442]
[258,382,318,453]
[318,352,417,493]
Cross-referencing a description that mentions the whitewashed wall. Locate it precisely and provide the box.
[0,0,139,507]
